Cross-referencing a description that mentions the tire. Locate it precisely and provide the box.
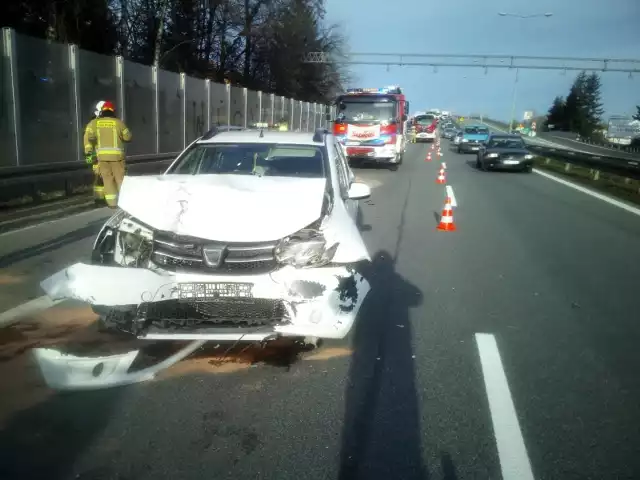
[523,165,533,173]
[388,164,399,171]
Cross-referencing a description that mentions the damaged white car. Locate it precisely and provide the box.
[42,128,373,344]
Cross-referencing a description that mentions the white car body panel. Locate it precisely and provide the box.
[118,175,327,243]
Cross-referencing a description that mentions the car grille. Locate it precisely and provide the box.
[141,298,288,328]
[499,153,525,160]
[151,231,277,274]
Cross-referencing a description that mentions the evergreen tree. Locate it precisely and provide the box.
[582,72,604,134]
[563,71,587,133]
[633,106,640,121]
[546,96,565,129]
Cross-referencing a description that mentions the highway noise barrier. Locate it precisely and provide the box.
[436,168,446,184]
[437,196,456,231]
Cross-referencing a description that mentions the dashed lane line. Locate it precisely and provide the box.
[476,333,536,480]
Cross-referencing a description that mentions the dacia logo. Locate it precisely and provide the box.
[203,246,226,268]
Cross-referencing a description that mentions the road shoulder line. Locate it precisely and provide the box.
[533,168,640,217]
[476,333,535,480]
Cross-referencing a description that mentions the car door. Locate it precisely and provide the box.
[333,144,358,221]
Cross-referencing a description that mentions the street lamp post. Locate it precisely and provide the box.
[499,12,553,132]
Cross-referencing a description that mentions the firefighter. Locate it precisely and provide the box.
[83,101,132,208]
[87,102,105,203]
[410,122,417,143]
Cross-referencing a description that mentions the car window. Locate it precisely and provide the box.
[167,143,326,178]
[487,138,525,149]
[333,145,351,197]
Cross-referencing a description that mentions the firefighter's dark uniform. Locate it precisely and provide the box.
[83,109,132,208]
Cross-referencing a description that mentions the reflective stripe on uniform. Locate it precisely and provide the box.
[104,194,117,200]
[96,148,124,154]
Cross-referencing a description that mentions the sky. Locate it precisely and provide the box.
[323,0,640,121]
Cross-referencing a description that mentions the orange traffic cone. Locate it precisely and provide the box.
[441,162,447,170]
[431,144,435,150]
[437,150,442,157]
[425,152,432,162]
[437,196,456,231]
[436,168,446,184]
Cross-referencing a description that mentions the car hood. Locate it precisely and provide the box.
[117,174,327,243]
[485,148,530,155]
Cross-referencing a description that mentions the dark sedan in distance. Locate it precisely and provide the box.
[476,134,535,173]
[442,127,458,139]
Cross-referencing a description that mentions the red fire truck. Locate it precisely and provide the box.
[332,86,409,170]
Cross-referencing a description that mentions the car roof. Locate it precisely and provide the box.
[464,124,487,128]
[197,129,325,146]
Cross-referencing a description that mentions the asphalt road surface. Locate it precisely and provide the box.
[1,138,640,480]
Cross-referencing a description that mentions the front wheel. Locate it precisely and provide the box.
[388,164,399,171]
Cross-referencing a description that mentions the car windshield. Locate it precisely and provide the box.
[464,127,489,135]
[487,137,526,149]
[415,115,435,125]
[337,101,396,124]
[167,143,326,178]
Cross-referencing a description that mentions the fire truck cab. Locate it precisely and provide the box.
[332,86,409,170]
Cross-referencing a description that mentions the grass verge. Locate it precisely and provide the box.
[534,157,640,206]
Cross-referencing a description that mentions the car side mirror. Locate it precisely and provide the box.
[347,182,371,200]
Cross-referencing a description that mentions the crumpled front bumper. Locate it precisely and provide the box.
[41,263,371,341]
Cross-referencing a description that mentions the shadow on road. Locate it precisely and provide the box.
[339,250,459,480]
[0,387,124,480]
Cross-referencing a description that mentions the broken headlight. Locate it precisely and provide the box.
[92,211,153,267]
[275,224,339,268]
[114,217,154,267]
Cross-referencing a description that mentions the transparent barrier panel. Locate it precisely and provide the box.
[274,96,284,125]
[246,90,260,126]
[15,34,75,166]
[185,76,207,144]
[229,86,245,127]
[210,82,228,126]
[301,102,309,132]
[157,69,182,153]
[282,98,292,127]
[262,94,273,125]
[123,60,155,156]
[292,100,301,131]
[77,49,119,158]
[0,32,17,168]
[312,104,319,131]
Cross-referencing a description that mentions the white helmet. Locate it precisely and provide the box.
[93,101,106,117]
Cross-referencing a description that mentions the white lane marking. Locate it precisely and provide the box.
[533,168,640,217]
[0,206,111,238]
[0,295,63,328]
[476,333,535,480]
[445,185,457,207]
